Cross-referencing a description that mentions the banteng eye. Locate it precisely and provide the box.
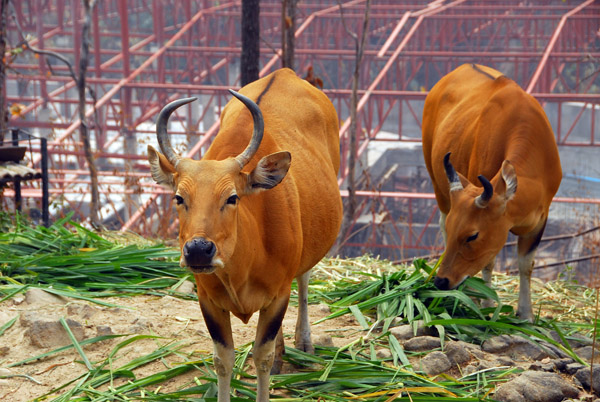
[174,195,184,205]
[226,194,239,205]
[466,233,479,243]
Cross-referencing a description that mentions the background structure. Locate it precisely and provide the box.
[3,0,600,282]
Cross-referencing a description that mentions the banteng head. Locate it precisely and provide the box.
[147,92,291,274]
[434,152,518,290]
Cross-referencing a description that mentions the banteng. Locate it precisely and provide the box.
[148,68,342,401]
[422,63,562,321]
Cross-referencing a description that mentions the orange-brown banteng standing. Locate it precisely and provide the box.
[422,64,562,321]
[148,68,342,402]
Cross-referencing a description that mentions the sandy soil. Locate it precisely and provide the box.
[0,288,363,402]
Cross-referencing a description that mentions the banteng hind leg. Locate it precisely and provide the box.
[294,270,314,354]
[516,218,547,322]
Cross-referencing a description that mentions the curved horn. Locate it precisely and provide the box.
[156,97,197,167]
[443,152,463,192]
[228,89,265,169]
[475,175,494,208]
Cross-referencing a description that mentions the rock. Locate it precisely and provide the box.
[0,346,9,357]
[538,342,570,359]
[494,371,579,402]
[67,302,98,319]
[313,334,334,347]
[316,304,331,314]
[25,288,66,305]
[463,363,478,376]
[444,341,471,365]
[575,346,600,363]
[550,330,591,349]
[420,351,451,376]
[494,356,516,367]
[575,365,600,396]
[482,335,549,361]
[376,348,392,359]
[404,336,441,352]
[96,325,113,336]
[554,358,575,373]
[174,280,196,294]
[390,321,432,341]
[566,362,587,375]
[129,318,153,334]
[482,335,513,353]
[477,359,500,371]
[22,316,85,348]
[528,361,556,372]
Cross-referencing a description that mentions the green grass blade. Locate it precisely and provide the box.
[0,314,18,336]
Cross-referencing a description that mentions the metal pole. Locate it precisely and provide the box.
[41,137,49,227]
[11,128,21,211]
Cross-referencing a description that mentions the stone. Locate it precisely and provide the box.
[575,346,600,363]
[403,336,441,352]
[494,371,579,402]
[316,304,331,314]
[23,316,85,348]
[575,365,600,396]
[67,302,98,319]
[444,341,471,365]
[96,325,113,336]
[495,356,516,367]
[538,342,570,359]
[550,330,591,349]
[390,321,433,341]
[174,280,196,294]
[420,351,451,376]
[554,358,575,373]
[25,288,66,305]
[528,361,556,372]
[482,335,549,361]
[313,334,334,347]
[376,348,392,359]
[129,318,153,334]
[482,334,513,353]
[566,362,587,375]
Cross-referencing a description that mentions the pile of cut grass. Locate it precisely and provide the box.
[1,215,598,401]
[0,213,192,306]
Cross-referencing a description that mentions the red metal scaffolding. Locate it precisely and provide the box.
[3,0,600,260]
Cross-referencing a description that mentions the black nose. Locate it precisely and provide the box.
[183,238,216,266]
[434,276,450,290]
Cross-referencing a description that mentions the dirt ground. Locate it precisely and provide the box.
[0,287,363,402]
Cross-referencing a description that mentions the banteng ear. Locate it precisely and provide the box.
[148,145,176,189]
[495,160,517,201]
[246,151,291,193]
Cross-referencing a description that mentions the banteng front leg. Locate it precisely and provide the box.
[481,259,496,309]
[254,296,289,402]
[200,302,234,402]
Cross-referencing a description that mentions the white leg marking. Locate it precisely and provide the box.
[517,252,535,321]
[214,342,234,402]
[253,339,276,402]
